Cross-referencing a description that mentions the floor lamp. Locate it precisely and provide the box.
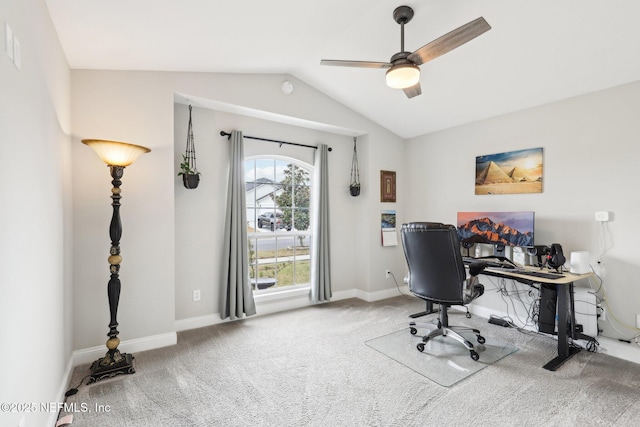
[82,139,151,383]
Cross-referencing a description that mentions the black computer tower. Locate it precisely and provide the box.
[538,284,557,334]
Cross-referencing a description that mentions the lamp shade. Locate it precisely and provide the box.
[385,63,420,89]
[82,139,151,167]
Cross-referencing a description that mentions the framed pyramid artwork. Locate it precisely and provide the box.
[475,147,543,195]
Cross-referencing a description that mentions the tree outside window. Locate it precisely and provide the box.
[276,164,310,244]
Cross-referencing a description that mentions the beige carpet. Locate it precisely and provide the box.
[60,296,640,426]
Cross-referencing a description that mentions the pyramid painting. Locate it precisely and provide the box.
[475,147,543,195]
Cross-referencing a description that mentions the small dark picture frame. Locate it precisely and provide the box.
[380,170,396,202]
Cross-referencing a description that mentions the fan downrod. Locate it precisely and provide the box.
[393,5,414,25]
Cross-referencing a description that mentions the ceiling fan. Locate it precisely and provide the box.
[320,5,491,99]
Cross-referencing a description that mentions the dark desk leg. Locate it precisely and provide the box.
[410,301,436,318]
[543,282,580,371]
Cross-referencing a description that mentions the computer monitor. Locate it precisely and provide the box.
[457,211,535,247]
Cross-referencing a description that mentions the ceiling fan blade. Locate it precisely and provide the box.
[403,82,422,99]
[408,17,491,65]
[320,59,391,69]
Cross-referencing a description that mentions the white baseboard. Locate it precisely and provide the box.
[465,304,640,365]
[174,287,380,332]
[48,355,76,427]
[175,287,316,331]
[595,336,640,365]
[355,287,405,302]
[331,288,357,300]
[175,313,226,332]
[72,332,177,367]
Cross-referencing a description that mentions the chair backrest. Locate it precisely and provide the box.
[401,222,467,305]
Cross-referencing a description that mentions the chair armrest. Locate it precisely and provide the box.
[468,261,487,277]
[462,270,486,304]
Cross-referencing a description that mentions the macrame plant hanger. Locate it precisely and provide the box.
[349,137,361,196]
[179,105,200,189]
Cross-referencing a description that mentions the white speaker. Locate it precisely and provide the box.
[570,251,590,274]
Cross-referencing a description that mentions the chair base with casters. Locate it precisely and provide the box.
[409,304,485,361]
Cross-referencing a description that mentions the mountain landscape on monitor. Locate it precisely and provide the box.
[458,217,534,247]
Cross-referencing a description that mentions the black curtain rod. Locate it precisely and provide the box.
[220,131,332,152]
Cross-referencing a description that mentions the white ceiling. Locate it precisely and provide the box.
[45,0,640,139]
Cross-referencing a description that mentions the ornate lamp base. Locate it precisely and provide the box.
[88,351,135,384]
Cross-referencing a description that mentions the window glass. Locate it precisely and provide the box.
[245,158,312,292]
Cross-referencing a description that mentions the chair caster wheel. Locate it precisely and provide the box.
[410,327,417,335]
[477,335,486,344]
[470,350,479,361]
[417,343,425,352]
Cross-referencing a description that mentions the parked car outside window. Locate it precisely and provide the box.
[257,211,288,231]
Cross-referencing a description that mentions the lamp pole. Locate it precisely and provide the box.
[89,165,136,383]
[82,139,150,383]
[89,165,134,383]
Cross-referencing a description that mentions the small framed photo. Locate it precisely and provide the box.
[380,170,396,202]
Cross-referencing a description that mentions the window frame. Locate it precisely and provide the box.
[245,155,313,295]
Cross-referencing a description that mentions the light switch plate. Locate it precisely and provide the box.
[12,34,20,69]
[5,22,14,60]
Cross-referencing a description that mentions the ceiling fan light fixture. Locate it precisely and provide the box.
[321,6,490,98]
[385,63,420,89]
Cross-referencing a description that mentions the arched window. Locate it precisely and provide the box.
[245,157,312,293]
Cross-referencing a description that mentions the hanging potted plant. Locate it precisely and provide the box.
[178,105,200,189]
[178,154,200,189]
[349,137,361,196]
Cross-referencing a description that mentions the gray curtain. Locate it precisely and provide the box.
[220,130,256,320]
[310,144,332,303]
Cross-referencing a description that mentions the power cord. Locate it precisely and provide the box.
[585,337,599,352]
[64,374,89,397]
[494,277,539,329]
[57,374,90,423]
[388,271,413,299]
[488,314,515,327]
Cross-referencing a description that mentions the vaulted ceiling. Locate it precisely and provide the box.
[45,0,640,138]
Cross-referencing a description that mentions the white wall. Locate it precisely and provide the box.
[71,72,178,351]
[0,1,72,426]
[71,71,407,350]
[404,80,640,343]
[174,105,363,319]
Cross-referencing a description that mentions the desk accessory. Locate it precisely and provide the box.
[546,243,566,270]
[570,251,590,274]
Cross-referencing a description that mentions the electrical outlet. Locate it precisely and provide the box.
[595,211,610,222]
[385,269,391,279]
[193,289,201,301]
[636,314,640,329]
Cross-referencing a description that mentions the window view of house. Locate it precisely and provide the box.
[245,158,312,292]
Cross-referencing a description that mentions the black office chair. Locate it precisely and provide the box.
[401,222,487,361]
